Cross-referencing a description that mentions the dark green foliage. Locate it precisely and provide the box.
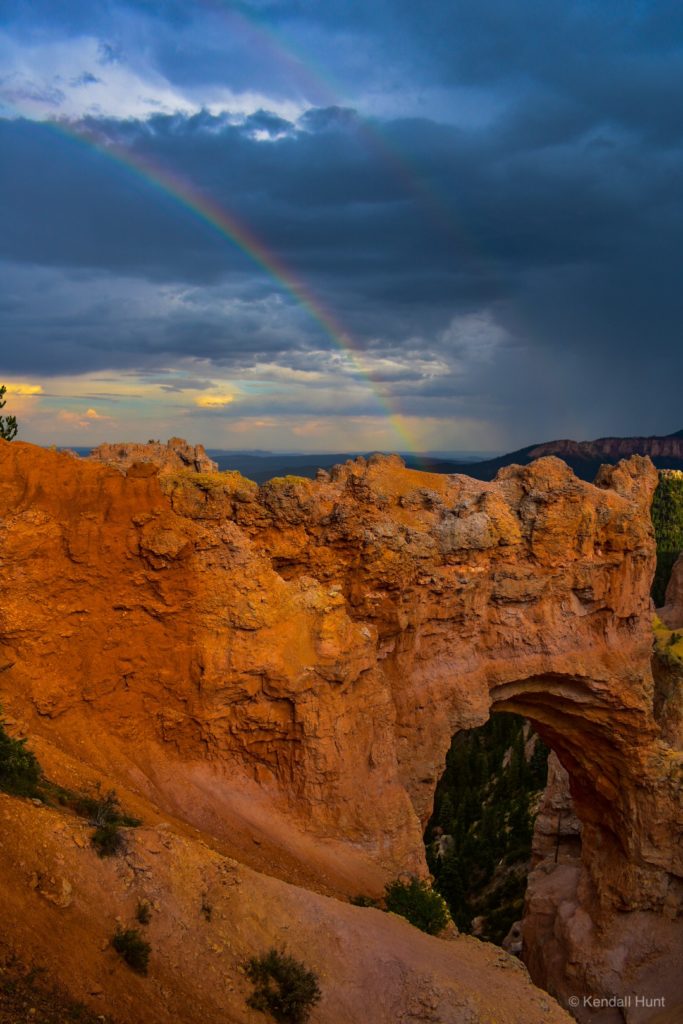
[350,894,380,908]
[111,928,151,975]
[0,720,140,862]
[0,385,18,442]
[426,713,549,943]
[245,948,321,1024]
[72,788,140,857]
[136,900,152,925]
[92,821,126,857]
[383,877,450,935]
[651,473,683,606]
[0,712,41,797]
[74,788,141,829]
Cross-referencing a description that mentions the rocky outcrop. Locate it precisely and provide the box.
[0,440,681,1021]
[524,709,681,1021]
[528,753,582,869]
[88,436,217,475]
[659,551,683,630]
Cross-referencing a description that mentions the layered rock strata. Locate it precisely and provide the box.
[529,432,683,463]
[0,440,680,1019]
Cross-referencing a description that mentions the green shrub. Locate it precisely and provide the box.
[111,928,151,975]
[72,788,140,856]
[92,821,126,857]
[0,713,41,797]
[136,901,152,925]
[75,789,140,828]
[384,877,450,935]
[245,948,321,1024]
[350,894,379,908]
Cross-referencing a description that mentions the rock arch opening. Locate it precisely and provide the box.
[423,665,650,945]
[425,711,560,946]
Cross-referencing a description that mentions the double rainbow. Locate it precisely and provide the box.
[50,117,422,454]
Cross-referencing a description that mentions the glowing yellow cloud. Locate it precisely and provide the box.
[57,408,113,428]
[195,394,235,408]
[7,383,43,396]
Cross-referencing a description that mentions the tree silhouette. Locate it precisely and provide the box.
[0,386,18,441]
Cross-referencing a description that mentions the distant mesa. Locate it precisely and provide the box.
[410,427,683,482]
[527,428,683,463]
[88,437,218,476]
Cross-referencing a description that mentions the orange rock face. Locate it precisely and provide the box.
[0,440,680,1019]
[659,551,683,629]
[88,436,218,475]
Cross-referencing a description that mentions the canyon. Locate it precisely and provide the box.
[0,439,681,1023]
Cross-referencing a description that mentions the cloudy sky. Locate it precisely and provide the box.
[1,1,681,452]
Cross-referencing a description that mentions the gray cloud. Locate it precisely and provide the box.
[1,0,682,443]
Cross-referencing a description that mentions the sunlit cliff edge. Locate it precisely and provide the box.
[0,439,681,1023]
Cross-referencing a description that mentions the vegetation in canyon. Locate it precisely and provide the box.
[653,616,683,667]
[383,877,451,935]
[0,715,139,857]
[0,717,41,799]
[651,471,683,605]
[111,929,151,976]
[426,714,549,943]
[245,948,321,1024]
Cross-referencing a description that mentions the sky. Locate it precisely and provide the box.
[1,1,682,453]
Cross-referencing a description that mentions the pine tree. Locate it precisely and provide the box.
[0,386,18,441]
[651,473,683,604]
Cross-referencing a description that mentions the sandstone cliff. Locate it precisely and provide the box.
[0,440,680,1022]
[659,552,683,630]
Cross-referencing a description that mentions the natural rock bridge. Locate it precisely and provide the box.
[1,441,680,1016]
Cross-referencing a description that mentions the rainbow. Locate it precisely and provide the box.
[201,0,477,246]
[41,116,424,457]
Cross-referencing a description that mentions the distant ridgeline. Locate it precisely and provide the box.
[651,471,683,606]
[425,714,548,945]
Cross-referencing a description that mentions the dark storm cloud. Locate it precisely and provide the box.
[1,91,682,440]
[244,110,294,137]
[1,0,683,439]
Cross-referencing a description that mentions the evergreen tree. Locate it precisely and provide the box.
[0,385,18,441]
[426,713,550,945]
[651,473,683,605]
